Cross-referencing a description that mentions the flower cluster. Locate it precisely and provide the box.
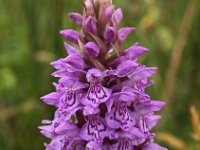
[39,0,167,149]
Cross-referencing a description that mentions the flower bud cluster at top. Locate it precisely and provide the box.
[39,0,167,149]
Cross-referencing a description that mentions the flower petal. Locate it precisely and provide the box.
[55,105,82,121]
[60,29,80,44]
[102,69,117,77]
[142,143,168,150]
[51,68,81,78]
[109,138,133,150]
[134,101,166,115]
[44,133,82,150]
[60,91,79,110]
[80,115,110,143]
[68,12,83,26]
[64,42,79,55]
[128,67,157,81]
[41,92,61,107]
[109,43,149,66]
[105,102,135,131]
[82,85,112,108]
[50,59,65,70]
[116,60,138,77]
[53,120,78,134]
[145,115,161,130]
[104,26,117,44]
[61,54,86,70]
[84,16,97,34]
[112,8,123,26]
[125,43,149,60]
[111,88,135,102]
[111,130,145,146]
[103,5,115,22]
[38,124,55,138]
[83,105,100,116]
[86,68,103,82]
[118,27,135,42]
[85,42,100,57]
[86,141,107,150]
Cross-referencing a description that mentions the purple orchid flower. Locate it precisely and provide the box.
[39,0,167,149]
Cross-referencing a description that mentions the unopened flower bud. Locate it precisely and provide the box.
[84,16,97,34]
[104,26,117,44]
[85,42,100,57]
[112,8,123,26]
[83,0,95,16]
[118,27,135,41]
[68,13,83,26]
[60,29,80,44]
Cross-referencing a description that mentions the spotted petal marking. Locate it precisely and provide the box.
[105,102,135,130]
[80,115,109,143]
[59,80,87,112]
[82,84,111,108]
[138,116,149,134]
[55,105,82,122]
[61,90,76,107]
[110,138,132,150]
[88,117,106,138]
[45,135,78,150]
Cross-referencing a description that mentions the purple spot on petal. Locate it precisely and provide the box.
[87,116,107,141]
[54,122,60,128]
[118,139,130,150]
[87,84,107,104]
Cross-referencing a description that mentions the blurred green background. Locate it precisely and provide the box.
[0,0,199,149]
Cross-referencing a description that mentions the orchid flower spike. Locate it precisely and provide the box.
[39,0,167,149]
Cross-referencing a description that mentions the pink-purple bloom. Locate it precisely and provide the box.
[39,0,167,149]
